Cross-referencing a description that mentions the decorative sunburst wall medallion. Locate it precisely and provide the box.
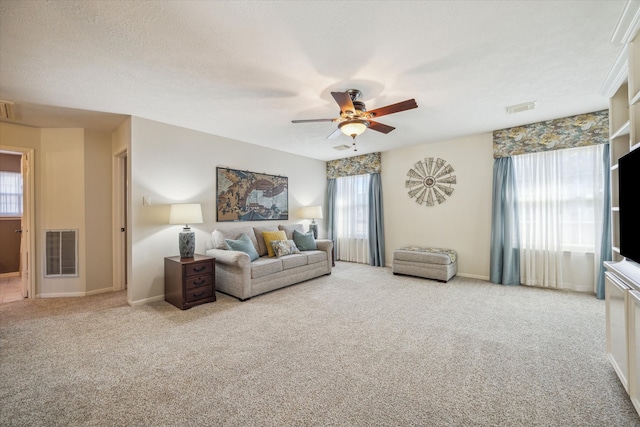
[406,157,456,206]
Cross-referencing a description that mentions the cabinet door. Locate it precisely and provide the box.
[629,290,640,412]
[606,271,630,392]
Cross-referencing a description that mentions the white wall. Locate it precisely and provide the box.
[382,133,494,279]
[39,129,86,296]
[84,129,113,294]
[128,117,327,305]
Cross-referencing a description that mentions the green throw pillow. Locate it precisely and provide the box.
[293,229,317,251]
[225,233,259,261]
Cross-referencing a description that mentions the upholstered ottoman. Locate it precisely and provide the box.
[392,247,457,282]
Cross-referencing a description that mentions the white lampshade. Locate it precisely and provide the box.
[299,205,323,220]
[169,204,203,227]
[339,120,368,137]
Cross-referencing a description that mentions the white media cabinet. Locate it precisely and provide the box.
[605,261,640,414]
[602,0,640,416]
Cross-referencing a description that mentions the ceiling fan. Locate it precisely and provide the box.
[292,89,418,151]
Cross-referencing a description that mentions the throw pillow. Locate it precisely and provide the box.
[253,225,279,257]
[278,224,304,240]
[225,233,259,261]
[271,240,301,258]
[293,229,317,251]
[212,226,258,250]
[262,230,287,257]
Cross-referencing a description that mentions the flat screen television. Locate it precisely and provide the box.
[619,146,640,266]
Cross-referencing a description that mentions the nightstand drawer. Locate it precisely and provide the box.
[185,274,212,290]
[186,285,213,303]
[185,261,213,277]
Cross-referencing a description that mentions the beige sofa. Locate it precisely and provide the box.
[205,224,333,301]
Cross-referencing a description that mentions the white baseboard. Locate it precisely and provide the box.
[37,287,115,298]
[129,294,164,306]
[37,292,87,298]
[457,273,490,281]
[86,287,115,296]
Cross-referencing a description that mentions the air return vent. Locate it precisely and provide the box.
[45,230,78,277]
[0,100,16,120]
[505,101,536,114]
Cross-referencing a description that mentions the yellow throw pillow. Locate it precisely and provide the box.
[262,230,287,257]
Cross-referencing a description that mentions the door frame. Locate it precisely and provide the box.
[112,149,128,292]
[0,145,35,299]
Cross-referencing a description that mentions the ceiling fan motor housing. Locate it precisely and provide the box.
[353,101,366,113]
[291,88,418,146]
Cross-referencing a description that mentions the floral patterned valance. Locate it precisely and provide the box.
[492,110,609,159]
[327,152,381,179]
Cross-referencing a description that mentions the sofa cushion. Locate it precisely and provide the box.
[212,226,259,251]
[281,253,308,270]
[293,229,317,251]
[271,239,301,258]
[251,257,283,279]
[262,230,287,257]
[278,224,304,240]
[305,250,327,265]
[253,225,280,256]
[225,233,259,261]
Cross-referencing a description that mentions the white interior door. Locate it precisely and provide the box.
[113,150,128,291]
[20,151,33,298]
[1,145,35,298]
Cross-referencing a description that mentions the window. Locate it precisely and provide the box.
[335,174,370,263]
[0,171,23,217]
[513,144,605,253]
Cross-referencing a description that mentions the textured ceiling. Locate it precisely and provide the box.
[0,0,626,160]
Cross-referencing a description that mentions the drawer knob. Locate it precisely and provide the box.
[193,266,206,272]
[193,291,205,298]
[194,278,205,286]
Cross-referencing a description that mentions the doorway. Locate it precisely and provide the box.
[113,150,128,293]
[0,146,35,302]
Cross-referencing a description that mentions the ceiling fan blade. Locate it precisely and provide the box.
[331,91,356,115]
[326,128,343,139]
[368,121,395,134]
[291,118,336,123]
[367,99,418,118]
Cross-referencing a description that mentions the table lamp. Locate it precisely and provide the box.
[299,205,323,239]
[169,203,203,258]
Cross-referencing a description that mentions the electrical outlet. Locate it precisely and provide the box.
[143,196,151,206]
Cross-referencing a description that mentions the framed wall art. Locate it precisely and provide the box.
[216,167,288,222]
[406,157,456,207]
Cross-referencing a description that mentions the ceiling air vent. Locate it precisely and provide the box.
[0,100,16,120]
[333,144,351,151]
[505,101,536,115]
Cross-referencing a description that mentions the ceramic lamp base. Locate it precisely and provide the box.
[178,229,195,258]
[309,223,318,239]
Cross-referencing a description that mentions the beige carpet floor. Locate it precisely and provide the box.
[1,262,639,426]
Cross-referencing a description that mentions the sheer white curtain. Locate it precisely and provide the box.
[335,174,370,263]
[0,171,23,217]
[513,144,606,292]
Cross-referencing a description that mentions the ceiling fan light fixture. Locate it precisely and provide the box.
[339,119,369,137]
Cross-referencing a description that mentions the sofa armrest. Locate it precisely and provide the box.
[205,248,251,268]
[205,248,252,300]
[315,239,333,253]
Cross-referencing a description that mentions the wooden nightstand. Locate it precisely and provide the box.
[164,254,216,310]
